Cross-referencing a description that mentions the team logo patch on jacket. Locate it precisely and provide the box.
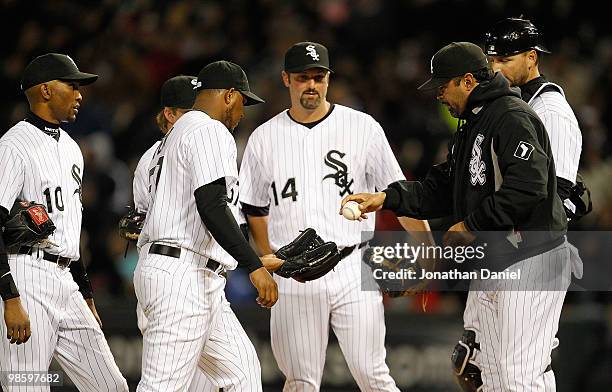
[514,141,535,160]
[469,134,486,186]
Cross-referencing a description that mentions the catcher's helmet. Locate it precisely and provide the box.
[484,18,550,56]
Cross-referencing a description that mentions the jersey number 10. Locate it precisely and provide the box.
[43,186,64,213]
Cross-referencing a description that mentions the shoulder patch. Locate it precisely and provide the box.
[513,141,535,160]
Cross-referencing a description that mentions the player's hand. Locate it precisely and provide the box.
[85,298,103,328]
[443,221,476,247]
[260,254,284,272]
[3,297,31,344]
[340,192,386,219]
[249,267,278,308]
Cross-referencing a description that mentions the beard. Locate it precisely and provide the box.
[442,102,460,118]
[223,107,236,132]
[299,90,321,110]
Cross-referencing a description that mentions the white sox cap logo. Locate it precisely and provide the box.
[513,141,535,160]
[306,45,320,61]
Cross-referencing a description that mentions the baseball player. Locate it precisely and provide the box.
[342,42,581,392]
[239,42,424,391]
[131,75,222,392]
[133,75,197,214]
[0,53,128,391]
[484,17,583,217]
[134,60,279,392]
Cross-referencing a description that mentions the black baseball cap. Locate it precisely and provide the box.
[161,75,197,109]
[21,53,98,91]
[195,61,264,106]
[418,42,489,91]
[284,42,332,73]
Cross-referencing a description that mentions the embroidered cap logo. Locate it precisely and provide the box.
[306,45,320,61]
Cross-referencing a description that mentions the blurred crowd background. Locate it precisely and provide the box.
[1,1,611,388]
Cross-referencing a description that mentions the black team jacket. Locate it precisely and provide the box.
[383,72,567,268]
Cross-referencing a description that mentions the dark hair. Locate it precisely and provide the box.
[472,67,495,82]
[451,67,495,86]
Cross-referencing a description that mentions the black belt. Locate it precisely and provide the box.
[149,244,224,274]
[339,241,369,260]
[18,246,72,268]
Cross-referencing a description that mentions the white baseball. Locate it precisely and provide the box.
[342,201,361,220]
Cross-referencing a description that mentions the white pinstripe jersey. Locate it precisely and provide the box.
[0,121,84,259]
[137,110,240,269]
[528,83,582,184]
[134,138,245,223]
[133,141,158,213]
[239,104,405,250]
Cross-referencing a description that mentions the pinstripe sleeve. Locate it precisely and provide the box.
[537,109,581,184]
[239,132,270,207]
[367,120,406,190]
[0,144,25,211]
[133,154,151,212]
[186,123,238,192]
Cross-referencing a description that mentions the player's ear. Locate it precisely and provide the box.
[163,107,174,123]
[40,83,52,100]
[281,71,290,87]
[527,50,538,66]
[463,74,476,92]
[224,88,236,105]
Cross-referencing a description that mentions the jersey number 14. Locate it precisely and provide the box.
[271,178,298,205]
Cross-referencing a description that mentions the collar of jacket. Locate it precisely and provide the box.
[460,72,521,121]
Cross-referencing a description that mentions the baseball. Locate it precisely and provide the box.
[342,201,362,220]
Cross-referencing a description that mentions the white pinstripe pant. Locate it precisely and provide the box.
[271,250,399,392]
[136,289,234,392]
[463,241,581,392]
[0,255,128,392]
[134,247,261,392]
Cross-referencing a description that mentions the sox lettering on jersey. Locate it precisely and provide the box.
[323,149,354,196]
[72,164,82,201]
[469,133,486,186]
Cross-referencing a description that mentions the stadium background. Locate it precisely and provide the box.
[1,0,610,390]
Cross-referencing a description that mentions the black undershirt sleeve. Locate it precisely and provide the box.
[69,253,93,300]
[241,202,269,217]
[194,178,263,273]
[0,206,20,301]
[557,177,573,201]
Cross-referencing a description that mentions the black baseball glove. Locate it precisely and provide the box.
[362,247,430,297]
[3,200,56,248]
[118,207,146,241]
[566,173,592,222]
[275,228,341,282]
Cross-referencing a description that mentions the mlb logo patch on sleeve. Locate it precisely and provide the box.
[514,141,535,160]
